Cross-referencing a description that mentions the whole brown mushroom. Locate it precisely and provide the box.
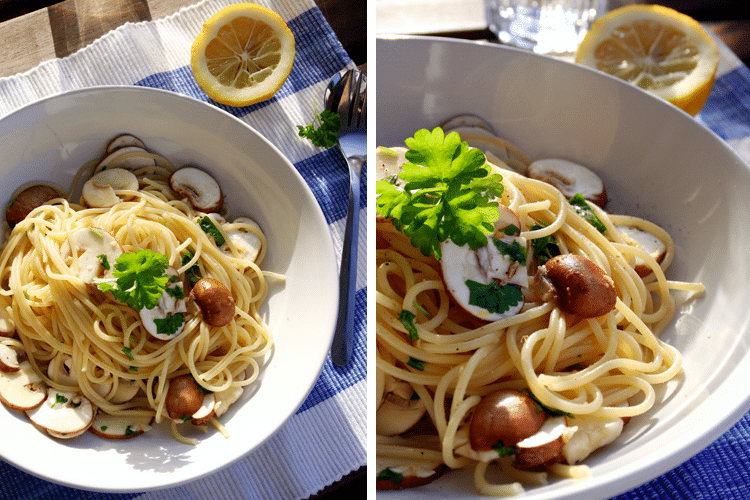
[5,184,60,227]
[469,389,546,451]
[190,278,235,327]
[165,374,203,421]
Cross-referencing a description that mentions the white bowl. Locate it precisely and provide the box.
[0,86,338,492]
[377,35,750,500]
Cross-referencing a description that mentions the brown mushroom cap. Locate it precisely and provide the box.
[469,389,546,451]
[512,416,568,469]
[190,278,235,327]
[533,254,617,318]
[165,374,203,420]
[5,184,60,227]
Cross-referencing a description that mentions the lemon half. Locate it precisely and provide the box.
[575,4,718,116]
[191,3,295,107]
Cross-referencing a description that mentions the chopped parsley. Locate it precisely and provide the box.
[466,280,523,314]
[182,250,201,288]
[153,312,185,336]
[297,109,341,149]
[52,393,68,407]
[122,346,134,360]
[529,223,560,265]
[493,441,515,457]
[398,310,419,341]
[199,216,226,246]
[569,194,606,233]
[493,238,527,265]
[124,425,138,437]
[377,467,404,484]
[407,357,426,371]
[98,254,111,270]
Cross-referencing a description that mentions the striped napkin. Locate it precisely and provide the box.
[0,1,366,499]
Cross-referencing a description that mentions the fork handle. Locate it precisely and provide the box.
[331,156,363,367]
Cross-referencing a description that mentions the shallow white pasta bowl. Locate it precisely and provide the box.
[0,86,338,491]
[377,35,750,500]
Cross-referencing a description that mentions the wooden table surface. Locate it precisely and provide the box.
[0,0,366,79]
[0,0,366,497]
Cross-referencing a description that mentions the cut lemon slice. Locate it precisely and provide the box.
[190,3,295,107]
[575,4,718,116]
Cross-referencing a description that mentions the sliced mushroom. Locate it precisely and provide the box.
[60,228,123,283]
[527,158,608,207]
[469,389,546,451]
[94,145,156,174]
[5,184,61,227]
[533,254,617,318]
[165,374,203,421]
[440,207,528,322]
[191,392,217,425]
[26,389,95,439]
[376,394,425,437]
[169,166,223,213]
[105,379,141,404]
[81,168,139,208]
[220,217,264,265]
[0,308,16,338]
[90,412,153,439]
[562,413,625,465]
[0,343,21,373]
[376,459,448,491]
[47,353,78,386]
[513,416,573,469]
[0,359,47,411]
[106,133,147,154]
[616,225,667,277]
[139,267,187,340]
[190,278,235,327]
[375,146,408,186]
[440,114,497,135]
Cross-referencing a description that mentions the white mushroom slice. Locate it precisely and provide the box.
[440,114,497,135]
[106,134,147,154]
[169,167,223,212]
[376,391,426,437]
[26,389,95,438]
[90,413,153,439]
[47,354,78,386]
[376,457,447,490]
[94,146,156,174]
[106,379,141,404]
[220,217,263,264]
[191,393,217,426]
[527,158,608,207]
[0,343,21,373]
[0,308,15,338]
[440,227,528,322]
[562,413,624,465]
[513,416,575,469]
[616,225,667,277]
[139,268,187,341]
[81,168,139,208]
[0,360,47,411]
[61,228,122,283]
[375,146,408,187]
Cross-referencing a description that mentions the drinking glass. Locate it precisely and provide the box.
[486,0,609,54]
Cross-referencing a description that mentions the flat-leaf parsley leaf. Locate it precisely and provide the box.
[98,249,170,311]
[376,127,505,260]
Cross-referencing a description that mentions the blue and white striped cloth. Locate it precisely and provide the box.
[0,1,366,499]
[612,32,750,500]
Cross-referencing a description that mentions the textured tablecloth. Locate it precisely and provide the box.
[0,1,366,499]
[611,31,750,500]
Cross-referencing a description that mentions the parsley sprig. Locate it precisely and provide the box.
[98,249,170,310]
[376,127,505,260]
[297,109,341,148]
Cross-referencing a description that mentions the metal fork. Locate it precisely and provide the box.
[325,68,367,366]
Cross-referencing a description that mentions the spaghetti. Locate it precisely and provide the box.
[375,128,704,494]
[0,135,276,444]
